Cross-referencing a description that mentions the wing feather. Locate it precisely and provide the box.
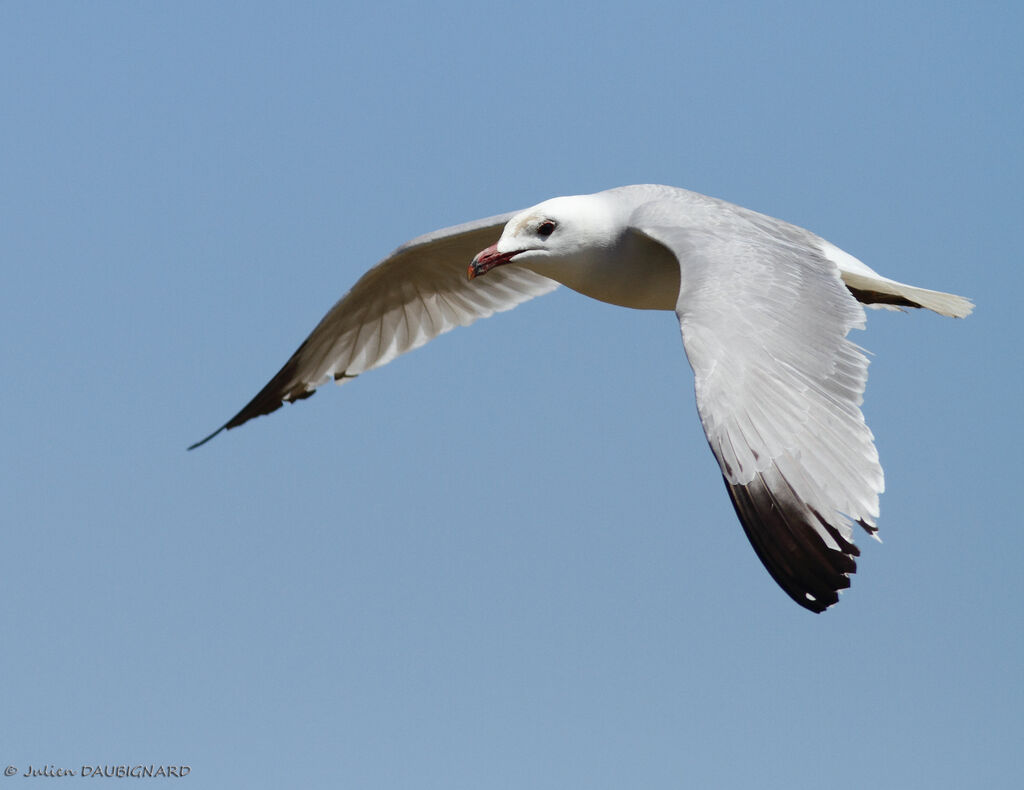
[190,213,558,449]
[633,203,883,612]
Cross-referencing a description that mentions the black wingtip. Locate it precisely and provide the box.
[187,336,320,452]
[723,471,859,614]
[187,425,227,451]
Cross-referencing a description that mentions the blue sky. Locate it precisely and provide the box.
[2,2,1021,788]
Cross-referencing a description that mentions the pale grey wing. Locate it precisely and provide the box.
[634,209,883,612]
[190,212,558,448]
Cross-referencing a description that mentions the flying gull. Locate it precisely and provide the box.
[191,185,972,612]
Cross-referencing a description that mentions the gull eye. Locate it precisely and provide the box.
[537,220,557,238]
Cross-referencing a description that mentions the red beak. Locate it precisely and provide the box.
[468,244,518,280]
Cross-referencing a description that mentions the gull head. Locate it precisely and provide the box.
[468,194,621,280]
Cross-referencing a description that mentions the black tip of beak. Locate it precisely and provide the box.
[468,243,516,280]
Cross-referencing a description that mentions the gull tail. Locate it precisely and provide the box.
[841,272,975,318]
[819,240,974,318]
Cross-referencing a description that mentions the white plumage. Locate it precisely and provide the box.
[192,185,972,612]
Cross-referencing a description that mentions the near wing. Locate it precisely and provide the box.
[635,210,884,612]
[190,213,558,449]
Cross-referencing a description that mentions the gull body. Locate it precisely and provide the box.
[192,185,972,612]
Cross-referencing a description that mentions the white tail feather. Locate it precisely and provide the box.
[840,272,975,318]
[819,240,974,318]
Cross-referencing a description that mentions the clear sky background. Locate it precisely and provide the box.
[2,2,1021,788]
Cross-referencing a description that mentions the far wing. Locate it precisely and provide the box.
[635,209,883,612]
[190,212,558,448]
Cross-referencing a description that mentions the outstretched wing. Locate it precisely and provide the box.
[190,212,558,449]
[634,203,883,612]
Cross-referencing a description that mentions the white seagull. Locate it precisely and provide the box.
[191,185,972,612]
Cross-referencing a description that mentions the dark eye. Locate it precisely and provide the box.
[537,220,557,238]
